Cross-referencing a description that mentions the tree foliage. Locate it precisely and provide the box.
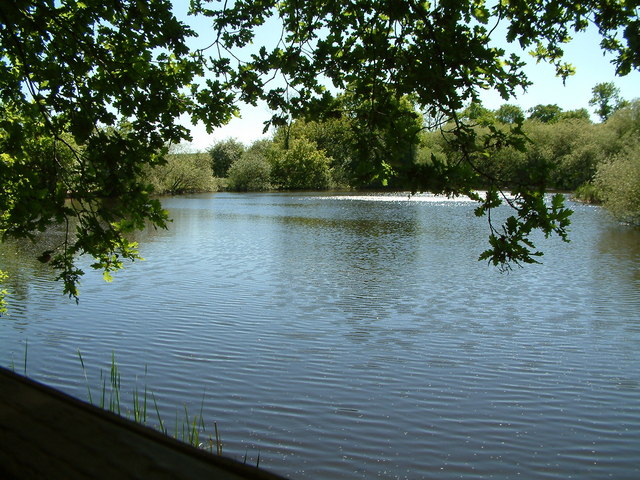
[278,118,356,187]
[0,0,222,298]
[269,137,333,190]
[592,100,640,224]
[527,104,563,123]
[268,90,425,189]
[595,145,640,226]
[146,151,216,195]
[226,142,273,191]
[589,82,625,122]
[208,138,246,177]
[496,104,525,125]
[559,108,591,121]
[1,0,639,300]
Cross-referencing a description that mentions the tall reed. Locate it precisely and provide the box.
[76,350,223,455]
[11,347,263,465]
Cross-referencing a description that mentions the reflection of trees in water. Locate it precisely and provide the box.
[0,209,164,308]
[274,203,423,345]
[1,228,67,307]
[597,225,640,284]
[0,200,186,308]
[598,225,640,256]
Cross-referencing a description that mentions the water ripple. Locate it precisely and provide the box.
[1,193,639,479]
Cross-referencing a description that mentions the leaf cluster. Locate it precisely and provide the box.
[0,0,205,298]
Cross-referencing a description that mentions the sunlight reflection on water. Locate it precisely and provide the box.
[324,192,476,203]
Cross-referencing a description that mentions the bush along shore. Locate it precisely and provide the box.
[154,96,639,227]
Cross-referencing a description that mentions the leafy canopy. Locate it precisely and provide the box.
[208,138,246,177]
[1,0,639,301]
[0,0,232,299]
[589,81,626,122]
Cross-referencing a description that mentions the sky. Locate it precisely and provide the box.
[171,1,640,151]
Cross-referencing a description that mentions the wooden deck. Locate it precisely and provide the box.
[0,367,287,479]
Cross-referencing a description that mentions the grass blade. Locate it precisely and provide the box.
[77,349,93,405]
[215,422,222,456]
[152,392,167,435]
[23,339,28,376]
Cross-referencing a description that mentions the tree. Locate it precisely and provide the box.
[496,104,525,125]
[592,100,640,224]
[527,104,563,123]
[559,108,591,121]
[602,99,640,150]
[338,89,425,187]
[146,150,216,195]
[226,150,273,192]
[523,118,604,190]
[297,118,356,187]
[0,0,234,300]
[2,0,640,303]
[461,102,497,126]
[269,138,333,190]
[589,82,625,122]
[208,138,246,177]
[269,117,355,187]
[595,145,640,225]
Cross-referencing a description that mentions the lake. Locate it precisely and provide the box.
[1,192,639,479]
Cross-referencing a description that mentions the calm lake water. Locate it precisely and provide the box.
[1,192,639,479]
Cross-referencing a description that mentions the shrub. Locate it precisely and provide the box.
[573,182,602,204]
[226,150,272,191]
[518,119,605,190]
[146,153,216,194]
[594,143,640,225]
[269,138,333,190]
[601,99,640,154]
[208,138,245,178]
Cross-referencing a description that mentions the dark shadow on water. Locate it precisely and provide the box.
[597,223,640,284]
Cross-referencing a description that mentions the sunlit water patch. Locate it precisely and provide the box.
[324,192,478,203]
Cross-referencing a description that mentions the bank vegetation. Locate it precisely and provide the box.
[150,96,640,227]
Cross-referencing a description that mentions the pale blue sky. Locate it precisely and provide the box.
[171,1,640,150]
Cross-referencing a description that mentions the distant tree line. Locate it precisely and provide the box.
[149,82,638,226]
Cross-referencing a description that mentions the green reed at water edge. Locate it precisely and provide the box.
[9,339,28,377]
[77,350,225,455]
[10,345,259,463]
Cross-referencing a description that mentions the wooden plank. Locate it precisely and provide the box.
[0,367,287,479]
